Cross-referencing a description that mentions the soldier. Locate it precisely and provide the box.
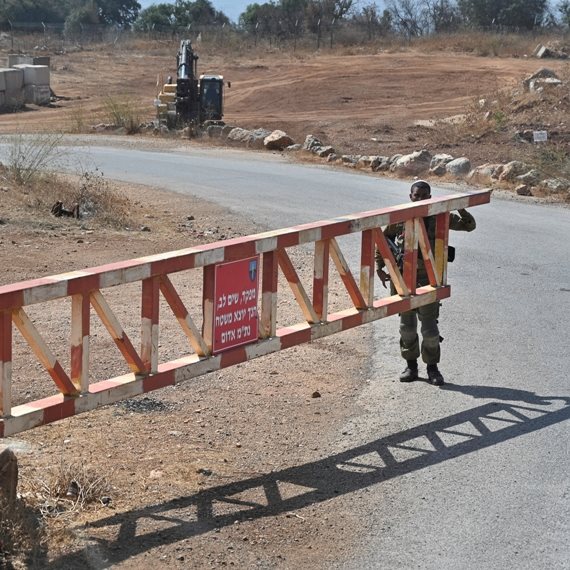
[376,180,476,386]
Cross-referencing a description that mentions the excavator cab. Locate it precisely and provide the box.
[199,75,225,122]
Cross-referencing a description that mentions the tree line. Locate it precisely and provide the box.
[2,0,569,36]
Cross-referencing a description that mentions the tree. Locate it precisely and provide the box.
[387,0,426,36]
[133,3,175,30]
[558,0,570,26]
[0,0,66,25]
[357,3,393,38]
[280,0,307,36]
[423,0,461,32]
[457,0,548,30]
[239,2,282,36]
[65,1,100,36]
[95,0,141,26]
[305,0,354,32]
[174,0,230,27]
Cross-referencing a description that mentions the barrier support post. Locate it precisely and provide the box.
[0,311,11,417]
[260,251,278,338]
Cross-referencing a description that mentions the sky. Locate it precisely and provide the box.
[138,1,252,23]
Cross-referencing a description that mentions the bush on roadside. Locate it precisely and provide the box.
[103,95,143,134]
[17,169,133,229]
[3,133,64,187]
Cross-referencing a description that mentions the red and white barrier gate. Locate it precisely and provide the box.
[0,190,490,437]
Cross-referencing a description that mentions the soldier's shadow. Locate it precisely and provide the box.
[440,383,559,405]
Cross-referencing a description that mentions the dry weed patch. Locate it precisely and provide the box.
[0,497,46,568]
[2,170,135,230]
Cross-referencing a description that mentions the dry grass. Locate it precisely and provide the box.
[0,497,46,568]
[0,133,134,228]
[2,169,135,230]
[0,460,112,567]
[22,461,112,520]
[406,31,557,57]
[115,30,569,60]
[103,95,145,134]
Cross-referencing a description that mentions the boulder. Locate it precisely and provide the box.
[227,127,271,148]
[227,127,252,144]
[315,145,335,157]
[221,124,235,138]
[302,134,324,151]
[515,184,532,196]
[264,130,294,151]
[445,157,471,177]
[498,161,531,182]
[285,144,302,152]
[388,154,403,167]
[341,155,360,165]
[540,178,570,193]
[370,156,390,172]
[467,163,503,184]
[206,124,224,138]
[533,44,569,60]
[247,128,272,149]
[0,448,18,508]
[358,156,373,168]
[430,153,454,175]
[391,150,431,175]
[516,169,542,185]
[529,77,563,93]
[522,68,559,91]
[326,153,338,162]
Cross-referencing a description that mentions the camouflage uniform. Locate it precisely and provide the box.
[378,210,476,365]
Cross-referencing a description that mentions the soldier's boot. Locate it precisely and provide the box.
[399,360,419,382]
[427,364,444,386]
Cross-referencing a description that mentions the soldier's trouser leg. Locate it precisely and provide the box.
[417,301,440,365]
[399,310,420,361]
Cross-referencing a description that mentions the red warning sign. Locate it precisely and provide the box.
[212,256,260,354]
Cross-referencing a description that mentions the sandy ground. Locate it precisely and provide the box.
[0,42,568,567]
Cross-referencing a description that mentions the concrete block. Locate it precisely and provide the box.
[32,56,50,66]
[8,54,32,67]
[0,91,5,108]
[24,84,51,105]
[5,87,25,108]
[0,68,24,91]
[13,64,49,86]
[7,55,50,67]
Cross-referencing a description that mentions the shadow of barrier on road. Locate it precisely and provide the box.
[48,391,570,568]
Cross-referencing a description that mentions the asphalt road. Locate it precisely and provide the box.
[3,139,569,568]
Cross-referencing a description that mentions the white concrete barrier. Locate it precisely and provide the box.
[24,84,51,105]
[0,68,24,91]
[13,64,50,86]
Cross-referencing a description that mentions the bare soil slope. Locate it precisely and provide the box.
[1,44,567,165]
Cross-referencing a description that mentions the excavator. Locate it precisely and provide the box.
[156,39,228,130]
